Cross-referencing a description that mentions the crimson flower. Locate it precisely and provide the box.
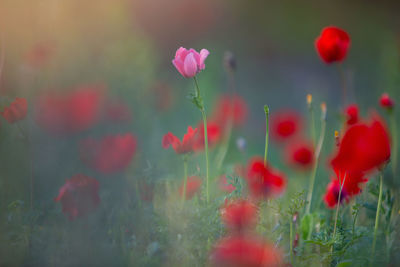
[246,157,287,199]
[285,140,314,170]
[1,97,28,123]
[162,126,198,154]
[221,199,258,232]
[54,174,100,220]
[315,26,351,64]
[80,134,137,174]
[210,235,283,267]
[331,116,391,174]
[35,84,104,135]
[212,94,248,129]
[193,121,222,151]
[345,104,359,126]
[270,110,302,142]
[380,93,394,110]
[178,176,202,200]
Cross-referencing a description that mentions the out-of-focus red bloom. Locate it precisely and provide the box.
[315,26,351,64]
[162,126,198,154]
[194,121,222,151]
[54,174,100,220]
[380,93,394,110]
[178,176,202,200]
[24,42,55,68]
[285,140,314,169]
[212,94,248,129]
[104,101,132,123]
[35,84,104,135]
[221,199,258,232]
[331,116,391,174]
[80,134,137,174]
[210,235,283,267]
[246,157,287,199]
[1,97,28,123]
[219,175,236,193]
[345,104,359,126]
[172,47,209,78]
[270,110,302,142]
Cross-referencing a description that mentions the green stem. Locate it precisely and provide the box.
[181,155,188,205]
[194,77,210,203]
[332,172,347,252]
[305,106,326,214]
[289,219,294,265]
[371,173,383,265]
[264,105,269,165]
[308,100,316,146]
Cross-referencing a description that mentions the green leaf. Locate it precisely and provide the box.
[336,260,352,267]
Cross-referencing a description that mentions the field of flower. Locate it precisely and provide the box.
[0,0,399,266]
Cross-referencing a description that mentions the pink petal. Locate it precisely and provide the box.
[172,59,186,77]
[189,48,201,65]
[199,49,210,70]
[183,53,198,78]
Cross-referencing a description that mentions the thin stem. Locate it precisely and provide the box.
[193,77,210,203]
[337,64,347,106]
[181,155,188,205]
[305,104,327,214]
[308,97,316,146]
[390,111,397,176]
[332,172,347,252]
[371,173,383,265]
[264,105,269,165]
[289,219,294,265]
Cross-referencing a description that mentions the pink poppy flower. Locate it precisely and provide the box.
[172,47,209,78]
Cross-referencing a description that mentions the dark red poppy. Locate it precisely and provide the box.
[345,104,359,126]
[219,175,236,193]
[270,110,302,142]
[221,199,258,232]
[246,157,287,199]
[80,133,137,174]
[162,126,198,154]
[285,140,314,169]
[104,101,132,123]
[1,97,28,123]
[212,94,248,129]
[315,26,351,64]
[54,174,100,220]
[35,84,104,135]
[194,121,222,151]
[380,93,394,110]
[178,176,202,200]
[331,116,391,174]
[210,235,283,267]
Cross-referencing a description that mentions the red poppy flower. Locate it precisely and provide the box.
[162,126,198,154]
[212,94,248,129]
[178,176,202,200]
[221,199,258,232]
[219,175,236,193]
[80,133,137,174]
[1,97,28,123]
[331,116,391,174]
[270,110,302,142]
[35,84,104,135]
[54,174,100,220]
[345,104,359,126]
[194,121,222,151]
[380,93,394,110]
[285,140,314,169]
[210,235,283,267]
[246,157,287,199]
[315,26,351,64]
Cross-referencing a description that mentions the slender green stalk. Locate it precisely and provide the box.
[181,155,188,206]
[371,173,384,265]
[264,105,269,165]
[289,219,294,265]
[307,94,316,146]
[305,103,327,214]
[331,172,347,254]
[193,77,210,203]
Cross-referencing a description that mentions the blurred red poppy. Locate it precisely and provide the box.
[80,133,137,174]
[285,140,314,170]
[345,104,359,126]
[315,26,351,64]
[35,84,104,135]
[210,235,283,267]
[380,93,394,110]
[194,121,222,151]
[331,115,391,174]
[54,174,100,220]
[178,176,202,200]
[221,199,258,232]
[270,110,302,142]
[246,157,287,199]
[1,97,27,123]
[162,126,198,154]
[212,94,248,130]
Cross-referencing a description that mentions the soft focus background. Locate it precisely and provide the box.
[0,0,399,266]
